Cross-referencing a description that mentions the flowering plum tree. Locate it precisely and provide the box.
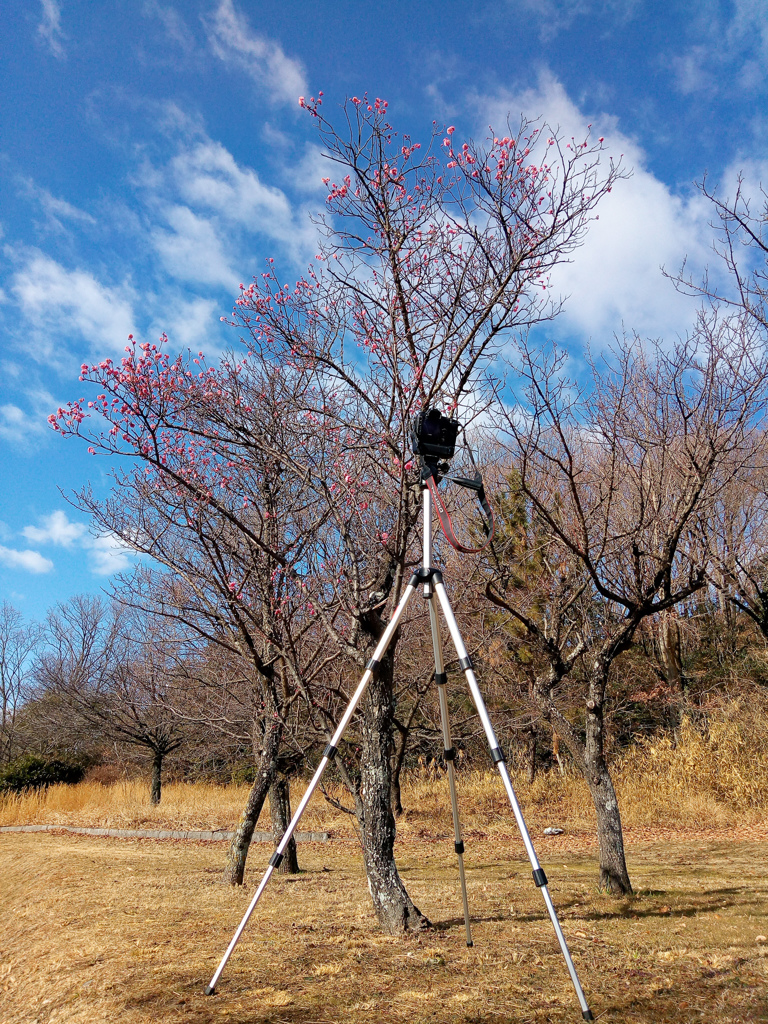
[52,94,620,931]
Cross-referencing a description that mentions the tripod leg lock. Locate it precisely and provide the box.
[434,671,447,687]
[269,851,284,869]
[532,867,548,887]
[444,746,457,761]
[490,746,505,764]
[322,743,338,761]
[459,656,473,671]
[454,840,465,855]
[366,657,380,673]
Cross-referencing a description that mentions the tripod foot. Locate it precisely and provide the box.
[582,1010,594,1021]
[466,940,474,947]
[204,985,216,996]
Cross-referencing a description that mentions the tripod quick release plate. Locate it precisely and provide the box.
[410,408,460,462]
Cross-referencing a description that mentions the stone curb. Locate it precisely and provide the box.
[0,825,328,842]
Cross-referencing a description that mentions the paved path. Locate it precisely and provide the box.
[0,824,328,842]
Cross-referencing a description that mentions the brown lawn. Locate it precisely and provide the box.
[2,830,767,1023]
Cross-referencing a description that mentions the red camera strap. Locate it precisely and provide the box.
[426,473,495,554]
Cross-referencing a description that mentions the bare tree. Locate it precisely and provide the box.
[0,604,41,764]
[672,173,768,335]
[34,596,185,803]
[486,318,768,893]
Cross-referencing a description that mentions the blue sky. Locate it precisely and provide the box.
[1,0,767,623]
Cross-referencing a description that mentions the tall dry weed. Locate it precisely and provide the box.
[1,698,765,833]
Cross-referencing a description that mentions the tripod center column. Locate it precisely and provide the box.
[422,485,433,591]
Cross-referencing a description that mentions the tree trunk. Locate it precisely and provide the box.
[358,654,429,933]
[533,666,633,896]
[390,726,407,817]
[658,610,683,689]
[552,731,565,774]
[224,710,282,886]
[150,748,163,805]
[584,665,633,895]
[269,775,299,874]
[586,764,632,894]
[526,723,537,784]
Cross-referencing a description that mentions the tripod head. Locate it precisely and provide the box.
[410,406,495,553]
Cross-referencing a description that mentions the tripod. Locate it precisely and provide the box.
[205,482,594,1021]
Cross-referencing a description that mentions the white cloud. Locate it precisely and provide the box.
[153,295,218,347]
[142,1,195,52]
[17,511,136,576]
[151,204,238,289]
[670,0,768,96]
[37,0,65,59]
[206,0,308,106]
[88,534,134,575]
[142,136,319,285]
[22,510,87,548]
[513,0,639,41]
[473,72,710,345]
[0,545,54,574]
[10,252,136,364]
[0,387,56,447]
[19,178,96,232]
[169,140,316,253]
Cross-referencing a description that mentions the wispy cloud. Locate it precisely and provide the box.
[23,510,87,548]
[88,534,134,575]
[206,0,308,106]
[669,0,768,96]
[142,1,195,53]
[37,0,65,59]
[10,252,137,365]
[511,0,640,42]
[0,387,57,447]
[0,545,54,574]
[19,510,137,576]
[18,177,96,233]
[151,203,239,289]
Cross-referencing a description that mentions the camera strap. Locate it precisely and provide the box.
[425,451,495,554]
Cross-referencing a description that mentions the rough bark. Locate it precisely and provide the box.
[390,725,407,817]
[658,610,683,689]
[552,731,565,775]
[150,748,163,806]
[269,775,299,874]
[584,664,633,895]
[224,711,282,886]
[358,654,429,933]
[532,665,633,896]
[587,764,632,894]
[526,723,537,784]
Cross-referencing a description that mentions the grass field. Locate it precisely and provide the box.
[2,705,768,1022]
[2,830,767,1023]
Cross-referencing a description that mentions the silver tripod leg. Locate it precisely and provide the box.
[205,576,421,995]
[433,576,594,1022]
[427,594,473,946]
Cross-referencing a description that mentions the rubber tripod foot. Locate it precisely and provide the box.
[582,1011,594,1021]
[204,985,216,996]
[466,941,474,947]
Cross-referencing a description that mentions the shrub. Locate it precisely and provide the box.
[0,754,85,793]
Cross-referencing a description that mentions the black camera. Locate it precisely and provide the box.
[410,408,460,461]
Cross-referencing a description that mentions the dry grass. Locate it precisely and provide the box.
[2,831,767,1023]
[2,703,768,1021]
[2,699,767,838]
